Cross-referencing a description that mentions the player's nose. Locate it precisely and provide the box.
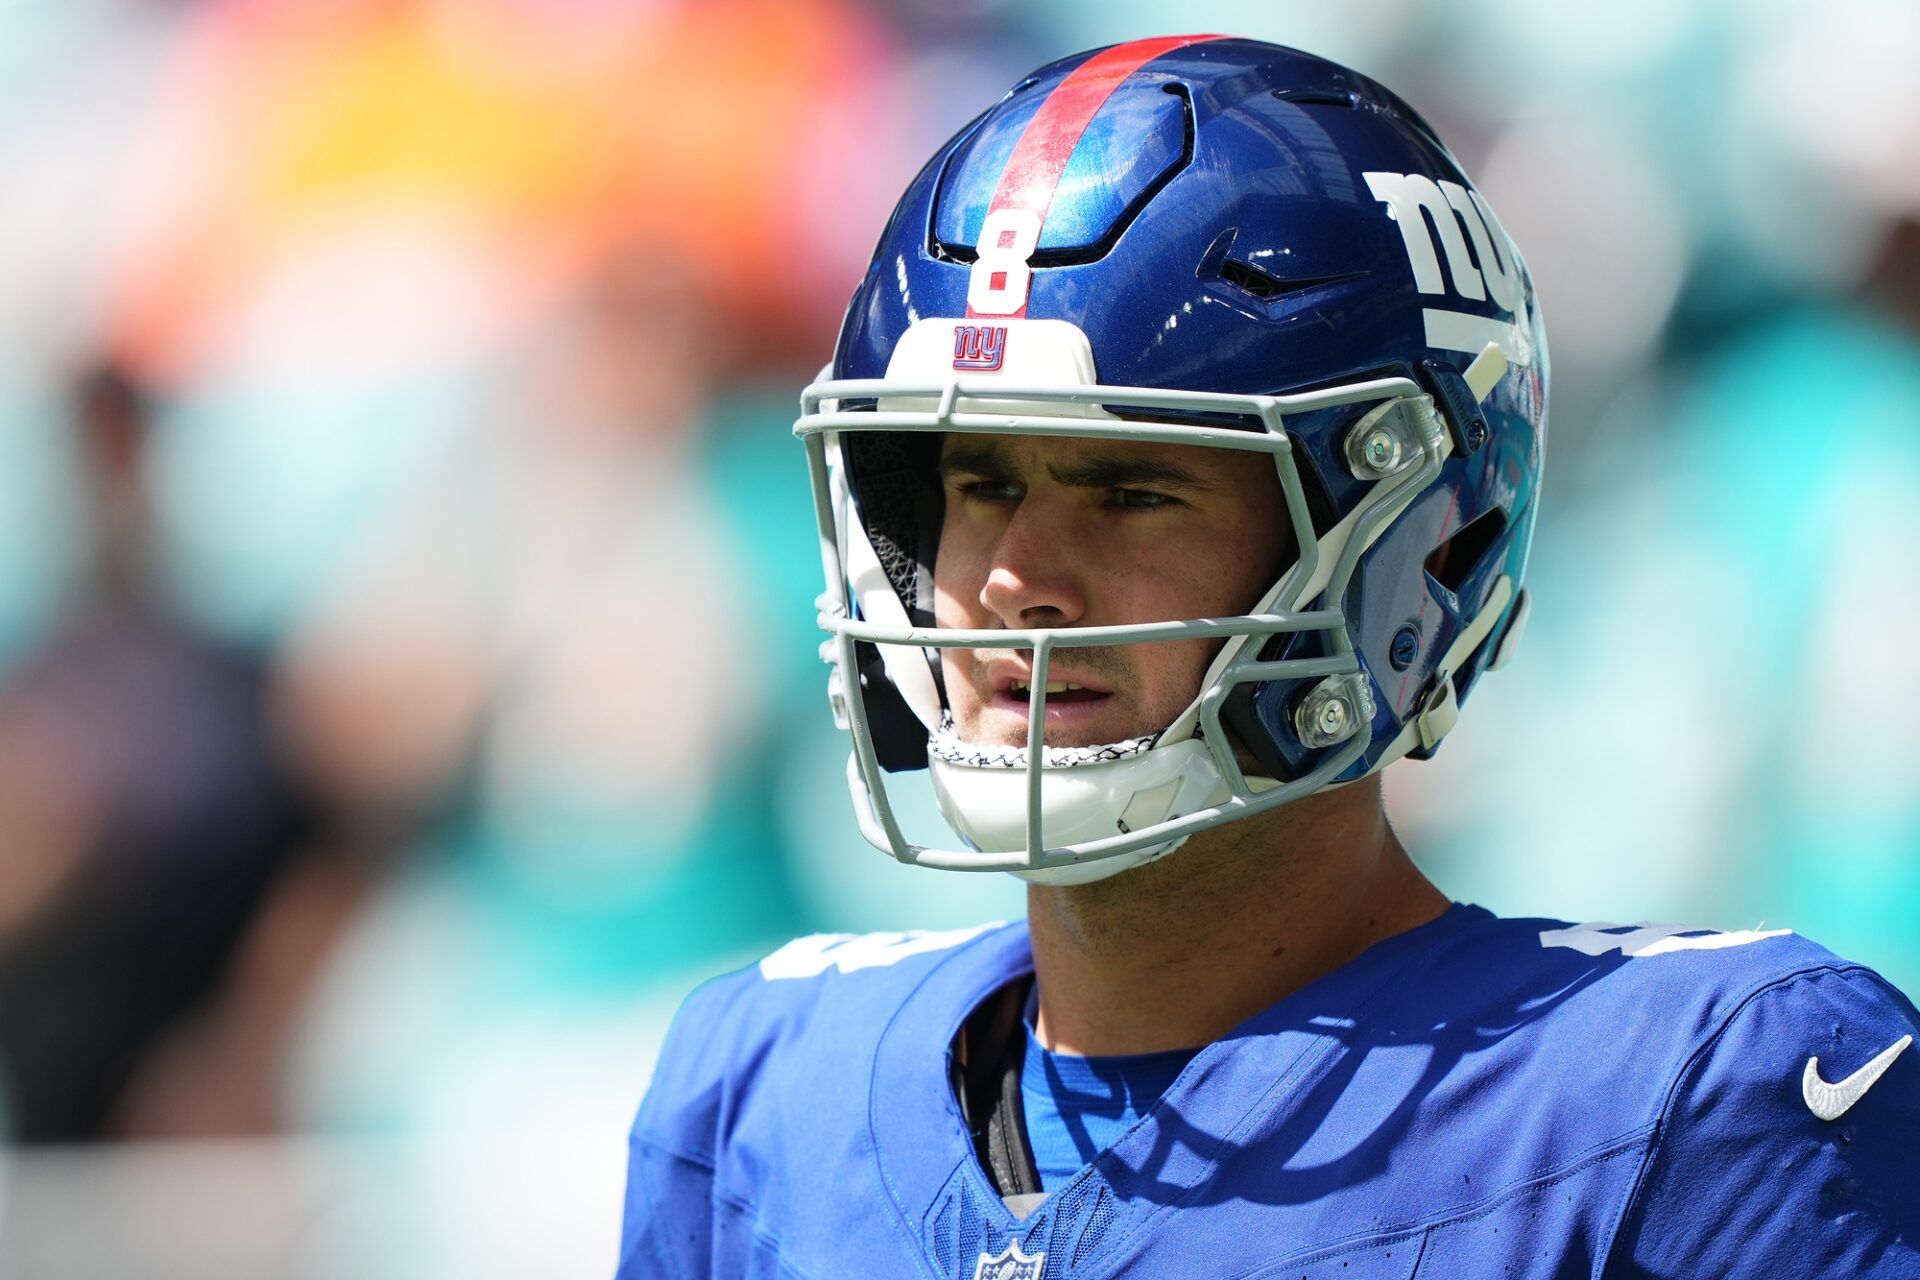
[978,499,1089,629]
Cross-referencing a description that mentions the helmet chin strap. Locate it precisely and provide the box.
[927,731,1232,886]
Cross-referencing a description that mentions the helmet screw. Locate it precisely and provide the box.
[1293,675,1376,749]
[1389,624,1420,670]
[1317,698,1350,737]
[1362,428,1402,473]
[1343,397,1431,480]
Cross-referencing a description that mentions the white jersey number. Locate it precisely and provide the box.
[758,924,1000,981]
[1539,921,1792,959]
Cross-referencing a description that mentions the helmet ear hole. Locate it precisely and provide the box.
[1425,507,1508,596]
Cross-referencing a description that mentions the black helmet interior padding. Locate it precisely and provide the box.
[842,431,948,770]
[842,430,944,628]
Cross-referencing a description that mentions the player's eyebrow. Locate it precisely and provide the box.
[937,439,1027,483]
[937,440,1216,492]
[1047,454,1216,493]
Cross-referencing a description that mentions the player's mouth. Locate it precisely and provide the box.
[984,663,1117,732]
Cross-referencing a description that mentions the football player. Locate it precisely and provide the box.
[620,37,1920,1280]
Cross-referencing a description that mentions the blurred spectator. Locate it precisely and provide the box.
[0,363,311,1142]
[273,247,795,1134]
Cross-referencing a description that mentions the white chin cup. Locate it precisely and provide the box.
[926,733,1231,886]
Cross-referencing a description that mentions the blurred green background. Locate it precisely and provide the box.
[0,0,1915,1275]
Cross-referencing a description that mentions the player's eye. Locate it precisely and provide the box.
[954,478,1023,502]
[1107,487,1180,510]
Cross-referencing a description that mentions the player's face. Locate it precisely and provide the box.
[933,432,1291,749]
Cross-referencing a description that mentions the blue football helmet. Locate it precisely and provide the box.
[796,35,1546,884]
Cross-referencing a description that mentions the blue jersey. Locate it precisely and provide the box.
[619,905,1920,1279]
[1021,1030,1198,1192]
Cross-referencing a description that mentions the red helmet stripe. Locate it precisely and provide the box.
[967,34,1225,318]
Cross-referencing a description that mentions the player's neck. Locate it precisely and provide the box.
[1023,776,1448,1057]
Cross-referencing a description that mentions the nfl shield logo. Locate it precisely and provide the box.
[953,324,1008,371]
[972,1240,1045,1280]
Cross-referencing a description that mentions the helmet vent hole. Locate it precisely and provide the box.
[1219,258,1285,298]
[1212,257,1365,305]
[1426,508,1508,595]
[1271,87,1360,109]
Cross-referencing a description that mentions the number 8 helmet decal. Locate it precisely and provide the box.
[796,36,1547,884]
[967,208,1042,317]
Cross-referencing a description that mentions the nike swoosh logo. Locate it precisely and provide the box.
[1803,1034,1913,1122]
